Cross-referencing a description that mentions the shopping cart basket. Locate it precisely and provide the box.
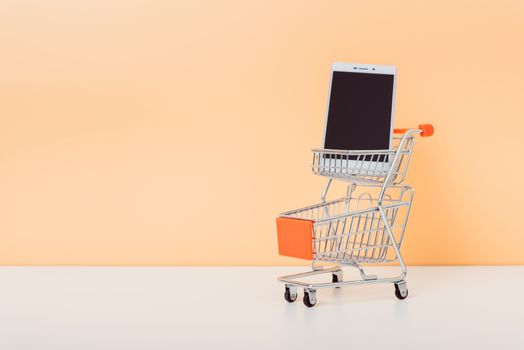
[276,124,434,307]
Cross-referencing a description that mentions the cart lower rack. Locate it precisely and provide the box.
[276,125,433,307]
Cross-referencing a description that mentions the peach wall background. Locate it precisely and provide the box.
[1,0,523,265]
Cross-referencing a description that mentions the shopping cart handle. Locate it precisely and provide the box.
[394,124,434,137]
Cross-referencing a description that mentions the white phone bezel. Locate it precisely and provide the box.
[320,62,397,175]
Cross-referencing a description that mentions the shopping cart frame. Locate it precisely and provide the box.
[277,125,433,307]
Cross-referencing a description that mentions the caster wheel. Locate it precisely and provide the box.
[332,270,342,287]
[303,290,317,308]
[394,282,408,300]
[284,287,297,303]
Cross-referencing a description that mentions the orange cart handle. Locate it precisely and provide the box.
[394,124,434,137]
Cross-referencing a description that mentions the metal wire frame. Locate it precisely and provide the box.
[278,129,424,301]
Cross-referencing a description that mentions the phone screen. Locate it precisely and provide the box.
[324,71,394,161]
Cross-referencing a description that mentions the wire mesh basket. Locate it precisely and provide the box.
[311,135,415,184]
[278,186,413,264]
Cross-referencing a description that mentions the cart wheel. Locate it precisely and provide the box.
[284,286,297,303]
[394,282,408,300]
[332,270,343,286]
[303,290,317,308]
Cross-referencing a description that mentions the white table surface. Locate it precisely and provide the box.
[0,266,523,350]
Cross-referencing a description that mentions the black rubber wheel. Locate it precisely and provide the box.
[332,273,341,288]
[394,284,408,300]
[284,287,297,303]
[303,292,316,308]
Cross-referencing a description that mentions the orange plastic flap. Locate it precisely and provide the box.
[276,217,314,260]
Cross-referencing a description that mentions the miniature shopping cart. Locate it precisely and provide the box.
[276,124,434,307]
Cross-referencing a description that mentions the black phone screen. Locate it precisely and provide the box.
[324,71,394,160]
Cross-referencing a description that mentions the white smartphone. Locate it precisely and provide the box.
[320,62,397,175]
